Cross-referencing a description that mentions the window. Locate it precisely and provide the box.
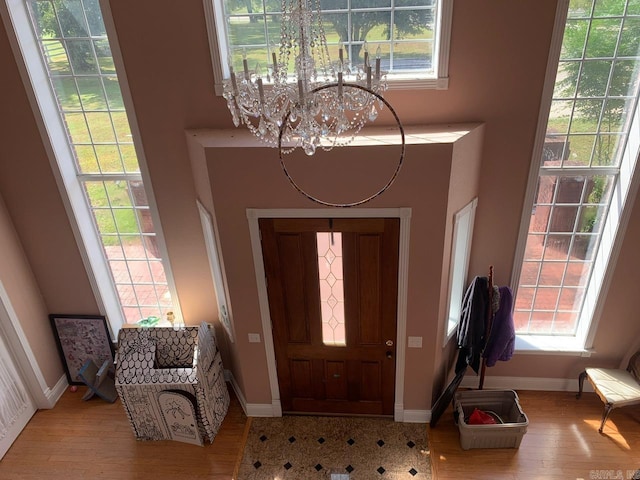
[512,0,640,350]
[4,0,179,332]
[445,198,477,343]
[204,0,452,92]
[197,200,234,341]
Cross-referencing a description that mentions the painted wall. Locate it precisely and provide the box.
[1,0,639,408]
[188,126,483,410]
[0,195,62,388]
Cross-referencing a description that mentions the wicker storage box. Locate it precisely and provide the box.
[454,389,528,450]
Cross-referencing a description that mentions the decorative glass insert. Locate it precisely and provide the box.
[317,232,346,346]
[26,0,175,324]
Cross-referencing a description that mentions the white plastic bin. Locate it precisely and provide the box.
[454,389,528,450]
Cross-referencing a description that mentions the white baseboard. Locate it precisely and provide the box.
[403,410,430,423]
[460,374,594,393]
[225,369,280,417]
[226,371,591,421]
[245,403,279,417]
[41,374,67,408]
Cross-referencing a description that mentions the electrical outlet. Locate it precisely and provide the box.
[248,333,261,343]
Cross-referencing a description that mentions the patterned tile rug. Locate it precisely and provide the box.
[235,415,431,479]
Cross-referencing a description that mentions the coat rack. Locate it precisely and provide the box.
[478,265,494,390]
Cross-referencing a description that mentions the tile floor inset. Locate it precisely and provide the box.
[237,416,431,480]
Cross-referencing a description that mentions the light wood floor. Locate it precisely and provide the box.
[430,389,640,480]
[1,387,638,479]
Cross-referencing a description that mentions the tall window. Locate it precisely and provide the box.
[206,0,452,90]
[513,0,640,347]
[6,0,177,328]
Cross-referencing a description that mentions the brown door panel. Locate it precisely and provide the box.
[260,218,399,415]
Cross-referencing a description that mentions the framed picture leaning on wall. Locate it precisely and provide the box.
[49,314,115,385]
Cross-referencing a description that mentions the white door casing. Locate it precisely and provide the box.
[0,331,36,460]
[247,208,411,421]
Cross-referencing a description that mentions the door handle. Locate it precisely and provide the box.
[386,351,393,359]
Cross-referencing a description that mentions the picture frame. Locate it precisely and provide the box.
[49,314,115,385]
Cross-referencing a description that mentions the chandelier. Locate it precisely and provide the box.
[222,0,392,156]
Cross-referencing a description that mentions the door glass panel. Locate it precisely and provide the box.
[317,232,346,346]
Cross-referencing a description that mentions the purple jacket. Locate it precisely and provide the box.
[483,286,515,367]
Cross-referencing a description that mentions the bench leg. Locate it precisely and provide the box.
[576,370,587,399]
[599,403,614,433]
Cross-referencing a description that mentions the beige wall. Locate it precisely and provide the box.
[0,195,62,387]
[1,0,640,408]
[188,125,483,409]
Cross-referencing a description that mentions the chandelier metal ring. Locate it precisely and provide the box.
[278,83,405,208]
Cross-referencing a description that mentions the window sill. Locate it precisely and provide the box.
[514,335,593,356]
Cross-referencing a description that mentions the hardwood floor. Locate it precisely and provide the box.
[429,390,640,480]
[0,386,247,480]
[0,387,638,479]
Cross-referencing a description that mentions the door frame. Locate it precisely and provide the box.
[247,208,411,421]
[0,278,52,409]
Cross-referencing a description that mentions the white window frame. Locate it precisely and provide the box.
[511,0,640,354]
[1,0,182,336]
[203,0,452,95]
[197,200,235,342]
[444,197,477,345]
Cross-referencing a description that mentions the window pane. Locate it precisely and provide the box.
[66,39,98,74]
[561,20,588,58]
[103,77,124,109]
[94,39,115,73]
[395,0,435,7]
[42,40,71,74]
[52,77,80,110]
[317,232,346,347]
[85,112,115,142]
[618,17,640,55]
[56,0,89,37]
[352,0,390,8]
[31,1,61,38]
[83,0,106,36]
[593,0,626,17]
[94,145,123,172]
[77,77,107,110]
[554,63,578,99]
[392,41,433,71]
[65,113,91,143]
[74,144,99,172]
[120,145,140,173]
[585,18,621,58]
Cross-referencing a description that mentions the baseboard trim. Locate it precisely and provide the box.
[403,409,431,423]
[245,403,279,417]
[225,369,247,415]
[225,369,281,417]
[460,374,594,393]
[42,374,68,408]
[226,371,593,420]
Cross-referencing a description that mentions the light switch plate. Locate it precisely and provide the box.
[408,336,423,348]
[248,333,261,343]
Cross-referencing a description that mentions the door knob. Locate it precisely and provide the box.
[386,351,393,359]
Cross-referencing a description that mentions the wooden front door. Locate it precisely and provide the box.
[260,218,399,415]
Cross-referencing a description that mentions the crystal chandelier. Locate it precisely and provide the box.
[222,0,390,156]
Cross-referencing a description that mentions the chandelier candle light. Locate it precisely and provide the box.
[222,0,391,156]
